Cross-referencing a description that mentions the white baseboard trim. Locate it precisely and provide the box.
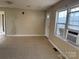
[48,38,69,59]
[7,35,46,37]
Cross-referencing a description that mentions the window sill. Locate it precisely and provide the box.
[54,35,79,49]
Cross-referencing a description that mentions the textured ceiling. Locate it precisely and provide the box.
[0,0,60,10]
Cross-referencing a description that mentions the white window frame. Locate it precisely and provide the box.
[54,9,68,40]
[54,5,79,47]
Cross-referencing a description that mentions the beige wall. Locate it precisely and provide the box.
[0,8,45,35]
[15,10,45,35]
[0,14,2,33]
[47,0,79,59]
[0,8,17,35]
[45,13,50,37]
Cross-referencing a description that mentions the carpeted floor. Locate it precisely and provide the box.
[0,36,60,59]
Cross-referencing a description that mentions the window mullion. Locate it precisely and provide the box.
[65,9,70,39]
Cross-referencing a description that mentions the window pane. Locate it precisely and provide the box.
[56,24,65,38]
[57,10,67,23]
[68,12,79,31]
[56,10,67,38]
[68,25,79,31]
[71,7,79,12]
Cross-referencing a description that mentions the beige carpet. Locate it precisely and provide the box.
[0,36,59,59]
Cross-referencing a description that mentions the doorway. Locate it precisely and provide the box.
[0,11,5,36]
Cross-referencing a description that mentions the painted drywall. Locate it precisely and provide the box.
[46,0,79,59]
[0,8,16,35]
[0,8,45,35]
[45,13,50,37]
[0,14,2,33]
[15,10,45,35]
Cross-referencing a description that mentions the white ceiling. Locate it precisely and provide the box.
[0,0,60,10]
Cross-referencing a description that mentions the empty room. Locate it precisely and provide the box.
[0,0,79,59]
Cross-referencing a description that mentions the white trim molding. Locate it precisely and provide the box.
[6,34,46,37]
[48,39,69,59]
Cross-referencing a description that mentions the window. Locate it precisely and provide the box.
[55,6,79,46]
[56,10,67,38]
[68,7,79,31]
